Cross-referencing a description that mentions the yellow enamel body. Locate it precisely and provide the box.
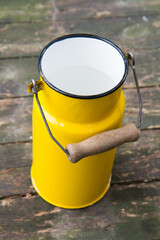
[31,78,125,209]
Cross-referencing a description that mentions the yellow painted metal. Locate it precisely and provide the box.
[31,77,125,209]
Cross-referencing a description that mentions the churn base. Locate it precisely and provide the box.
[31,171,112,209]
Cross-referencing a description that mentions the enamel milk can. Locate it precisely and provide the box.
[28,34,142,209]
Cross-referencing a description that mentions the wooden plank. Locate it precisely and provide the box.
[55,0,160,20]
[0,57,39,98]
[1,16,160,57]
[59,15,160,50]
[0,97,32,143]
[0,182,159,240]
[0,49,160,99]
[124,87,160,129]
[0,130,159,197]
[0,21,61,58]
[0,142,32,169]
[1,0,160,24]
[113,129,160,182]
[124,48,160,88]
[0,87,159,144]
[0,167,33,197]
[0,0,52,23]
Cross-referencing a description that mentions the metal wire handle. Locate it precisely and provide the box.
[127,52,142,129]
[31,79,68,154]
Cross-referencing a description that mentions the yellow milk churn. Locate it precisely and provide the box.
[28,34,142,209]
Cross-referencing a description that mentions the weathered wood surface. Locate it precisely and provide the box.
[0,97,32,143]
[0,22,60,58]
[113,129,160,183]
[0,130,159,197]
[124,87,160,129]
[0,0,52,23]
[0,87,159,144]
[0,182,160,240]
[0,57,39,98]
[1,16,160,58]
[1,0,160,24]
[0,0,160,239]
[0,48,160,99]
[124,48,160,88]
[0,167,33,197]
[0,142,32,169]
[55,0,160,19]
[59,16,160,50]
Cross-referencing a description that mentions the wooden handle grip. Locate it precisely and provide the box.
[66,123,140,163]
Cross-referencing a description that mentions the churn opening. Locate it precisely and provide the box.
[38,33,128,99]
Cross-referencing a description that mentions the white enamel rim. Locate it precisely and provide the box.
[38,34,129,99]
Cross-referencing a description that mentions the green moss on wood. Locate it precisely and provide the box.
[0,0,52,23]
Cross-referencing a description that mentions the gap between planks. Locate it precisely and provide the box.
[0,126,160,146]
[1,46,160,61]
[0,19,51,25]
[0,140,31,146]
[0,85,160,100]
[0,55,39,61]
[0,177,160,201]
[53,13,160,22]
[0,12,160,25]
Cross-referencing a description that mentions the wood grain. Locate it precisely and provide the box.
[66,123,139,163]
[0,16,160,58]
[0,0,52,23]
[0,167,33,197]
[124,87,160,129]
[113,129,160,182]
[124,48,160,88]
[0,22,60,58]
[55,0,160,20]
[1,0,158,24]
[0,57,39,98]
[59,15,160,50]
[0,142,32,169]
[0,182,159,240]
[0,97,32,143]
